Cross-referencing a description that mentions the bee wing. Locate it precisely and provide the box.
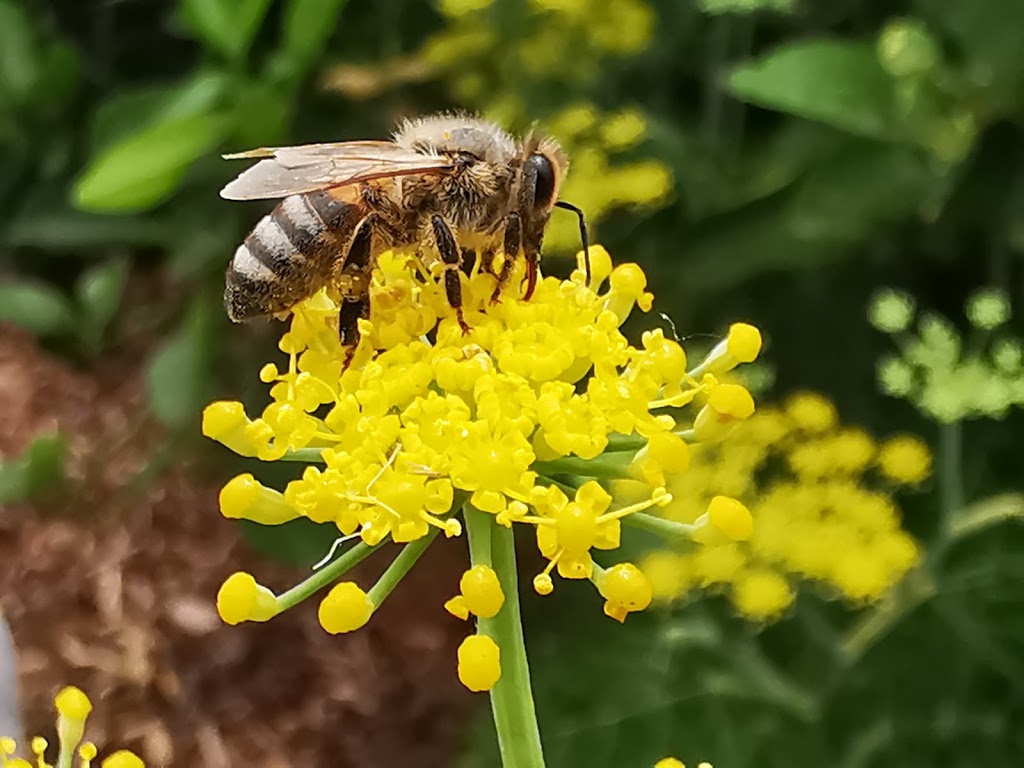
[219,141,453,201]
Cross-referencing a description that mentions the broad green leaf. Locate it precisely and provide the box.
[0,0,38,106]
[270,0,348,84]
[180,0,273,62]
[76,258,128,348]
[786,140,937,241]
[0,280,76,337]
[146,298,213,428]
[728,40,901,141]
[0,432,66,504]
[73,112,226,213]
[90,71,229,152]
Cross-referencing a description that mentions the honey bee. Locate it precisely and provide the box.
[220,113,590,356]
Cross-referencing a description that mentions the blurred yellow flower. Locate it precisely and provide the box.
[640,391,926,619]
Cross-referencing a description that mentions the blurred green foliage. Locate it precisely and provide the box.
[2,0,1024,766]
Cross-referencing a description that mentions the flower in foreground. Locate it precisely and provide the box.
[203,246,763,694]
[1,687,144,768]
[640,390,926,620]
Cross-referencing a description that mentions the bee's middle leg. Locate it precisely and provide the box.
[490,212,522,304]
[336,213,377,369]
[430,214,470,334]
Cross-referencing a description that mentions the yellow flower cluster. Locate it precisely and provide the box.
[641,391,927,621]
[1,687,143,768]
[204,246,763,690]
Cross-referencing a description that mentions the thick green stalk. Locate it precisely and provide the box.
[464,506,545,768]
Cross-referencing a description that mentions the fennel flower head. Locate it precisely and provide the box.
[1,686,143,768]
[203,246,763,691]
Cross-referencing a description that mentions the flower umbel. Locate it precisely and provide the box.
[203,240,762,768]
[1,687,144,768]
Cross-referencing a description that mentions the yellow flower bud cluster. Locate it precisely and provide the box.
[2,687,144,768]
[204,246,763,689]
[641,391,927,621]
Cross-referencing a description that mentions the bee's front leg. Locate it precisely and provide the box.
[430,214,470,334]
[490,212,521,304]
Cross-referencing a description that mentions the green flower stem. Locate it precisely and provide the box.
[938,420,965,531]
[465,507,546,768]
[532,452,632,480]
[368,527,440,606]
[622,511,696,544]
[275,540,379,612]
[603,429,696,453]
[281,447,328,462]
[840,567,937,663]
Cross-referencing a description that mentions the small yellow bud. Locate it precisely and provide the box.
[258,363,279,382]
[55,685,91,754]
[533,573,554,595]
[655,760,686,768]
[219,473,301,525]
[55,686,92,721]
[318,582,374,634]
[706,496,753,541]
[0,738,16,757]
[599,563,653,622]
[80,742,99,761]
[201,401,259,457]
[216,571,277,625]
[101,750,146,768]
[459,565,505,618]
[726,323,762,363]
[457,634,501,692]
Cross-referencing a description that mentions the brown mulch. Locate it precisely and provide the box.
[0,323,476,767]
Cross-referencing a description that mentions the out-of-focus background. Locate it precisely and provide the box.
[1,0,1023,766]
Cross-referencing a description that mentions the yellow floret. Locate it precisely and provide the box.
[457,634,502,692]
[318,582,374,634]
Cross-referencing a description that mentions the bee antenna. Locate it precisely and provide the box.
[554,200,590,285]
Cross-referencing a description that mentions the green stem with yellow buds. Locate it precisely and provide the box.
[368,528,440,605]
[622,511,697,544]
[465,506,546,768]
[275,540,378,612]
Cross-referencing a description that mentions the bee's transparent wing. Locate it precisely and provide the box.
[220,141,453,201]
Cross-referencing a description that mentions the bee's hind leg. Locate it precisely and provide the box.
[490,212,521,304]
[430,214,470,334]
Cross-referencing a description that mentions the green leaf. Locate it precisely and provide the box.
[786,140,937,241]
[0,280,76,337]
[76,258,128,349]
[90,71,229,153]
[180,0,273,62]
[0,432,66,504]
[728,40,901,141]
[146,298,213,428]
[270,0,348,84]
[0,0,38,106]
[73,112,226,213]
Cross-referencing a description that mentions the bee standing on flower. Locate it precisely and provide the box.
[219,113,590,361]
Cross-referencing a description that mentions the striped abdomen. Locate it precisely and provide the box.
[225,189,362,322]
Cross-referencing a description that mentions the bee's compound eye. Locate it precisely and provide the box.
[527,153,556,208]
